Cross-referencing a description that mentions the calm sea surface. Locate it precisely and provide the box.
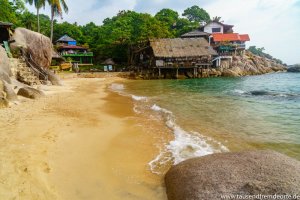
[112,72,300,173]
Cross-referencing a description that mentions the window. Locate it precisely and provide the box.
[212,28,221,33]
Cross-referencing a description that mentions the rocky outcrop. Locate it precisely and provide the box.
[287,66,300,72]
[200,51,286,78]
[165,150,300,200]
[11,28,52,69]
[17,87,45,99]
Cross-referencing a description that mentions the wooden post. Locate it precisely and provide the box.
[159,68,161,78]
[176,68,178,79]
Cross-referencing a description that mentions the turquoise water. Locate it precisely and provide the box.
[114,72,300,172]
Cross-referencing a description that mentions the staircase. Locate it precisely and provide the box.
[16,59,41,86]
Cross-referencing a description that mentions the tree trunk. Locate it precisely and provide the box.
[37,8,40,33]
[50,6,54,43]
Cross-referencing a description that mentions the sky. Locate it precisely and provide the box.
[28,0,300,64]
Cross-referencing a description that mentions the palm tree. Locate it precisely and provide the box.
[48,0,68,42]
[25,0,46,33]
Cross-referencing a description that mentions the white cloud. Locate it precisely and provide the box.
[27,0,300,64]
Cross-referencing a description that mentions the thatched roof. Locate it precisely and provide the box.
[102,58,115,65]
[56,35,76,42]
[181,30,210,38]
[0,21,13,27]
[150,38,217,58]
[52,50,65,60]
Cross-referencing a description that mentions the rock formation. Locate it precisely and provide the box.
[199,51,286,78]
[165,150,300,200]
[10,28,53,69]
[287,65,300,72]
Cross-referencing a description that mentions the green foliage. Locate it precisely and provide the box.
[0,0,25,25]
[183,5,210,23]
[20,11,36,30]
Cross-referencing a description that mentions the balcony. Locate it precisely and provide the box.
[61,52,94,57]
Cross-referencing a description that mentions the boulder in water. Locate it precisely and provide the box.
[287,66,300,73]
[165,150,300,200]
[11,28,52,69]
[17,87,45,99]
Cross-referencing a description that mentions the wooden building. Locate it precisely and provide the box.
[200,21,234,34]
[0,21,14,57]
[211,33,250,54]
[136,38,218,77]
[56,35,93,66]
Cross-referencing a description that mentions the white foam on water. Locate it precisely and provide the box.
[110,83,124,91]
[148,104,229,174]
[132,95,148,101]
[233,89,246,95]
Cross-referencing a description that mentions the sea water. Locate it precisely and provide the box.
[111,72,300,174]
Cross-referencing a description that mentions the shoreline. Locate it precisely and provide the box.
[0,76,169,200]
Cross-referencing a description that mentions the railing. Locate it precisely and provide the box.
[61,52,94,56]
[21,48,48,82]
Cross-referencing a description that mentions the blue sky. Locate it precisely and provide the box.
[28,0,300,64]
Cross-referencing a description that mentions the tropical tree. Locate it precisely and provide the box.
[182,5,210,23]
[20,11,36,30]
[211,16,222,22]
[48,0,68,42]
[25,0,46,32]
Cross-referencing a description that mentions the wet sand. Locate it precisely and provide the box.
[0,76,170,200]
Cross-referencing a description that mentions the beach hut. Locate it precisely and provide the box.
[102,58,115,71]
[55,34,94,66]
[135,38,218,77]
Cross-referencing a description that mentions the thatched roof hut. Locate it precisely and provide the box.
[181,30,210,38]
[150,38,217,58]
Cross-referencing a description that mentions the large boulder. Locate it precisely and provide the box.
[47,70,62,86]
[165,151,300,200]
[11,28,52,69]
[17,87,45,99]
[0,46,12,79]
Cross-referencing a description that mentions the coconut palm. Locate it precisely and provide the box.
[25,0,46,33]
[48,0,68,42]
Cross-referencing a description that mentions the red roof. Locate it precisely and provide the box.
[212,33,250,42]
[57,45,87,50]
[239,34,250,41]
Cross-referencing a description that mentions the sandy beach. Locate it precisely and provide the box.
[0,75,170,200]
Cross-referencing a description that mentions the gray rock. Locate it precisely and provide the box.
[17,87,45,99]
[0,46,13,78]
[287,66,300,73]
[165,150,300,200]
[11,28,52,69]
[0,80,8,108]
[47,70,62,86]
[3,81,18,102]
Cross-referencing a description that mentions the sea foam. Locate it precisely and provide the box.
[132,95,148,101]
[148,104,228,174]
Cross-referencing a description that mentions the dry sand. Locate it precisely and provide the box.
[0,75,170,200]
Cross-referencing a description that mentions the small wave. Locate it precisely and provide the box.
[110,83,124,91]
[132,95,148,101]
[149,104,228,174]
[233,89,246,95]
